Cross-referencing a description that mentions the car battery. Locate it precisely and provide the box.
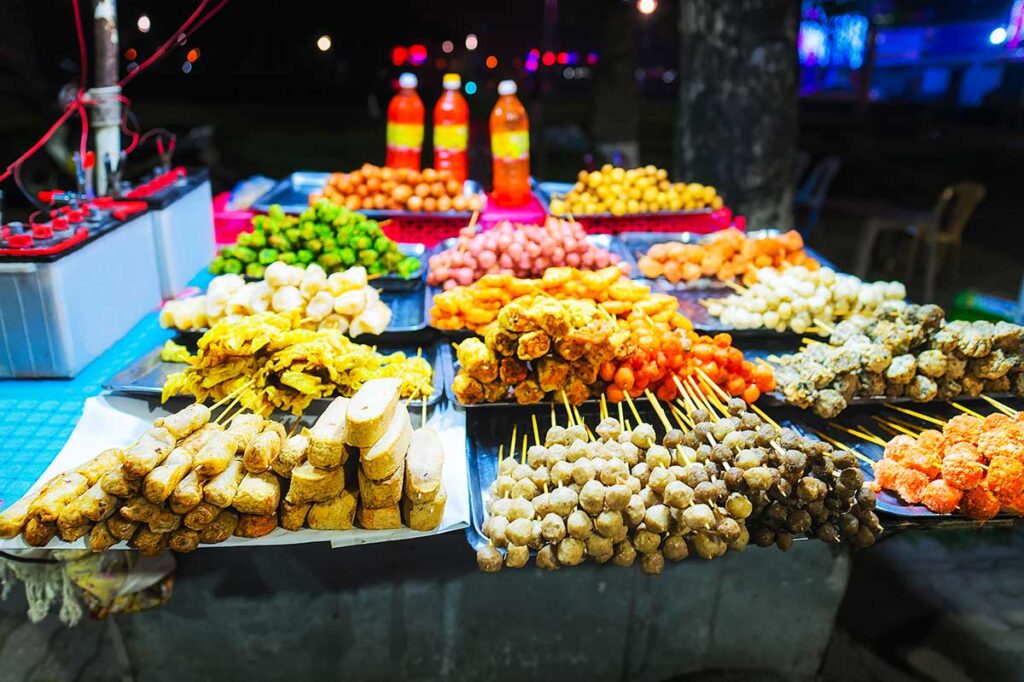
[0,200,161,378]
[127,167,214,298]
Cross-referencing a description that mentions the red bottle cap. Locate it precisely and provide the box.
[66,210,84,223]
[8,234,33,248]
[32,224,54,239]
[52,218,69,231]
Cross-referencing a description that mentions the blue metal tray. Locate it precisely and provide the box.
[425,233,634,338]
[534,181,714,221]
[252,171,483,219]
[105,341,445,408]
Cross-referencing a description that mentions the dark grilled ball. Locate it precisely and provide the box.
[856,485,877,510]
[712,479,729,502]
[769,478,792,502]
[716,517,742,544]
[754,425,776,448]
[766,502,788,523]
[838,512,860,538]
[710,444,734,465]
[695,444,713,462]
[806,499,827,521]
[739,412,761,431]
[779,429,800,450]
[725,492,753,519]
[782,449,807,474]
[726,398,746,415]
[743,467,774,492]
[723,467,746,491]
[663,535,689,562]
[787,509,812,534]
[679,463,709,488]
[838,467,865,490]
[752,527,776,547]
[831,449,856,470]
[858,509,883,534]
[704,461,720,481]
[692,422,712,443]
[663,429,685,449]
[776,530,794,551]
[816,523,841,544]
[682,430,701,449]
[797,476,828,501]
[693,481,718,504]
[691,409,710,424]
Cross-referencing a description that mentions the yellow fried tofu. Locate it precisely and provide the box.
[278,500,311,531]
[307,487,358,530]
[232,472,282,516]
[307,398,350,469]
[345,378,401,447]
[359,402,412,480]
[402,484,447,531]
[285,462,345,504]
[233,513,278,538]
[357,502,401,530]
[404,427,444,504]
[0,497,33,539]
[357,461,404,509]
[271,434,309,479]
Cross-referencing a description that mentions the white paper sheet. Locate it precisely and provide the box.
[0,394,469,551]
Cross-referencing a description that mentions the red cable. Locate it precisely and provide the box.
[71,0,87,94]
[0,102,82,184]
[119,0,211,87]
[183,0,229,38]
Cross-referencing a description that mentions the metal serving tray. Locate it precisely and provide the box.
[252,171,483,219]
[104,341,445,408]
[171,286,431,345]
[534,181,714,221]
[788,401,1024,521]
[424,233,633,338]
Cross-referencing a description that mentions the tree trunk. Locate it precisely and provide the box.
[592,1,639,167]
[676,0,800,228]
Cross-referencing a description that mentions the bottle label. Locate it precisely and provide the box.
[434,124,468,152]
[386,123,424,151]
[492,131,530,160]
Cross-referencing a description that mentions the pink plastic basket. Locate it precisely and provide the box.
[212,192,256,245]
[577,207,736,235]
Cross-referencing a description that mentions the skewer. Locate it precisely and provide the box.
[468,210,480,231]
[644,389,674,432]
[883,403,947,427]
[521,434,528,465]
[422,396,428,429]
[977,394,1018,417]
[829,423,888,447]
[600,393,608,421]
[723,280,747,294]
[531,414,541,447]
[874,423,902,439]
[617,401,625,429]
[572,405,584,431]
[748,404,781,431]
[214,385,249,425]
[693,366,731,403]
[686,376,719,416]
[812,317,835,334]
[623,391,643,428]
[508,425,518,467]
[560,390,575,426]
[288,416,304,437]
[210,378,255,410]
[497,444,504,469]
[808,428,876,467]
[669,404,694,429]
[950,401,985,419]
[671,376,699,415]
[874,414,929,436]
[551,403,557,430]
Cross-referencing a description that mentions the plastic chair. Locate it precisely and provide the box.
[853,182,986,302]
[794,156,841,238]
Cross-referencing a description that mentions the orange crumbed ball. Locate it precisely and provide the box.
[893,467,930,504]
[882,435,918,464]
[978,426,1023,461]
[916,429,944,453]
[960,485,1001,521]
[942,414,983,445]
[873,458,905,490]
[985,455,1024,504]
[983,413,1012,432]
[1003,489,1024,516]
[903,447,942,480]
[941,451,986,491]
[920,479,963,514]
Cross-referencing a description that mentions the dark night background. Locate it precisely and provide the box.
[0,0,1022,301]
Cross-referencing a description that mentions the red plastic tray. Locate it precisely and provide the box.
[213,192,256,245]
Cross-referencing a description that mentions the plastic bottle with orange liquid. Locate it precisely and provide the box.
[433,73,469,183]
[385,73,424,170]
[489,80,531,207]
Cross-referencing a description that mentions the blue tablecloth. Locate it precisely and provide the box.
[0,271,212,508]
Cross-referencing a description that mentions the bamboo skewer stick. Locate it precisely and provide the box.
[694,366,731,403]
[749,403,781,431]
[623,391,643,428]
[978,393,1018,417]
[870,416,925,438]
[644,389,674,433]
[809,428,876,467]
[531,414,541,447]
[508,425,518,466]
[875,423,902,439]
[883,403,947,427]
[210,378,254,411]
[572,405,584,431]
[812,317,835,334]
[551,404,557,430]
[521,435,528,465]
[669,404,694,430]
[560,390,575,426]
[617,401,625,429]
[600,394,609,421]
[830,423,888,447]
[950,402,985,419]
